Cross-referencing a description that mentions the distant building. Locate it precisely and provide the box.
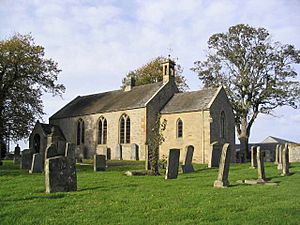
[29,59,235,164]
[236,136,300,162]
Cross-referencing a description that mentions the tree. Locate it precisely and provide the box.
[147,114,167,175]
[122,56,189,91]
[192,24,300,158]
[0,33,65,159]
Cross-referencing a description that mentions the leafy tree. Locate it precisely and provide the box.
[122,56,189,91]
[192,24,300,158]
[147,114,167,175]
[0,33,65,159]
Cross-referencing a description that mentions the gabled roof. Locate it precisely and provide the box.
[160,88,219,114]
[50,82,164,119]
[261,136,297,144]
[39,122,66,140]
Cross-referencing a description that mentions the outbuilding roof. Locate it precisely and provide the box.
[160,88,219,114]
[50,82,164,119]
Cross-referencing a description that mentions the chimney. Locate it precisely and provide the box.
[162,57,176,84]
[124,76,136,92]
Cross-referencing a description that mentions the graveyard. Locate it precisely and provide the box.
[0,159,300,225]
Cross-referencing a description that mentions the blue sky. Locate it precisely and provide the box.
[1,0,300,149]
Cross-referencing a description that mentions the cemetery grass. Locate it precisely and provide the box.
[1,161,300,225]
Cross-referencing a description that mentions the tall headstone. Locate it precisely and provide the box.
[214,143,231,188]
[106,147,111,160]
[281,144,290,176]
[145,145,150,171]
[257,146,266,183]
[130,144,139,160]
[20,149,33,170]
[277,145,283,170]
[208,142,220,168]
[45,156,77,193]
[14,144,21,165]
[165,149,180,179]
[250,146,257,169]
[115,144,122,160]
[182,146,194,173]
[94,154,106,171]
[29,153,43,173]
[45,144,58,159]
[274,144,280,165]
[65,142,76,162]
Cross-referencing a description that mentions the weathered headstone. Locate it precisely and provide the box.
[45,156,77,193]
[29,153,43,173]
[257,146,266,183]
[20,149,33,170]
[130,143,139,160]
[14,144,21,165]
[65,142,76,162]
[106,147,111,160]
[277,145,283,170]
[165,149,180,179]
[45,144,58,159]
[208,142,220,168]
[115,144,122,160]
[250,146,257,169]
[281,144,290,176]
[182,146,194,173]
[274,144,280,165]
[214,143,231,188]
[94,154,106,171]
[145,145,150,171]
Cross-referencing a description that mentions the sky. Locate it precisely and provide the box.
[0,0,300,150]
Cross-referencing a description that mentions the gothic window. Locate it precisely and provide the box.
[77,119,85,145]
[98,117,107,144]
[177,119,183,138]
[220,111,225,139]
[119,114,130,144]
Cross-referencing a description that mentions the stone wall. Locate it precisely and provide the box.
[160,111,210,163]
[29,125,48,161]
[289,144,300,162]
[209,87,236,162]
[50,108,147,160]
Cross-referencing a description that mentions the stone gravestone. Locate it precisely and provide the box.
[208,142,220,168]
[257,146,266,183]
[182,146,194,173]
[281,144,290,176]
[115,144,122,160]
[65,142,76,163]
[20,149,33,170]
[29,153,43,173]
[130,144,139,160]
[45,156,77,193]
[250,146,257,169]
[45,144,58,159]
[214,143,231,188]
[14,144,21,165]
[277,145,283,170]
[94,154,106,171]
[274,144,280,165]
[165,149,180,179]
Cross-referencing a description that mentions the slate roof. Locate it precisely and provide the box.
[160,88,219,114]
[50,82,164,119]
[262,136,297,144]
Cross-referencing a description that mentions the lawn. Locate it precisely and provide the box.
[0,160,299,225]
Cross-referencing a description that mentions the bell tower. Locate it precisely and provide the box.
[162,56,176,84]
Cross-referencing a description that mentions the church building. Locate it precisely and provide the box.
[29,59,235,164]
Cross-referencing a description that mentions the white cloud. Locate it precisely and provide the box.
[1,0,300,149]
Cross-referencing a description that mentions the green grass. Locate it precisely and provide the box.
[0,160,300,225]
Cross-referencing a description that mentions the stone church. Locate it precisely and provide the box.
[29,59,235,164]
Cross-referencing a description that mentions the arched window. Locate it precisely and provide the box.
[220,111,225,138]
[119,114,130,144]
[98,117,107,144]
[77,119,85,145]
[177,119,183,138]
